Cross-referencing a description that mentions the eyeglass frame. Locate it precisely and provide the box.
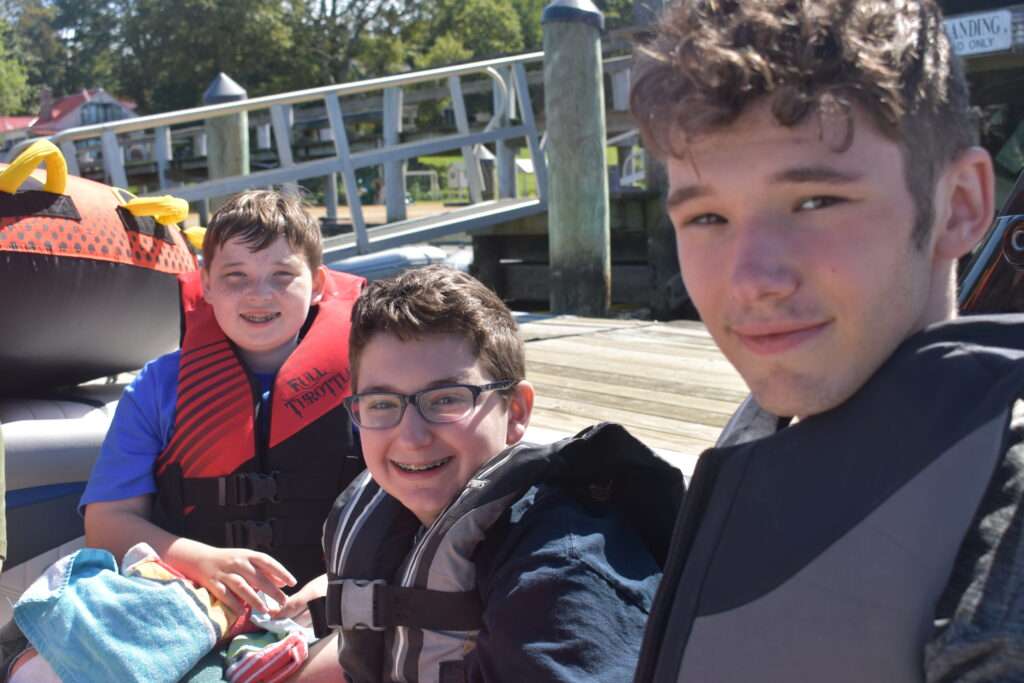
[343,379,519,430]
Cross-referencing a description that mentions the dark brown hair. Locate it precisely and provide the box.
[349,265,525,390]
[631,0,977,246]
[203,190,323,269]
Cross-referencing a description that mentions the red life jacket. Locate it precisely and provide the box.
[152,268,365,586]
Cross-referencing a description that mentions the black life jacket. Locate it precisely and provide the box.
[633,314,1024,683]
[152,269,365,586]
[321,422,684,683]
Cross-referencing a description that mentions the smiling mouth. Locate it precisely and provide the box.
[392,456,453,473]
[732,321,831,355]
[241,312,280,323]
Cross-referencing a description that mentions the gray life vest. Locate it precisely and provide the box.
[633,314,1024,683]
[322,422,684,683]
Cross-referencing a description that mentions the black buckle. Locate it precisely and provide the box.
[226,519,276,550]
[218,472,279,506]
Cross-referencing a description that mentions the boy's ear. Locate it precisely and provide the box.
[199,266,212,302]
[933,146,995,261]
[505,380,535,446]
[311,265,327,305]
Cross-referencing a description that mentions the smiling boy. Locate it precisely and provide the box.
[81,190,365,615]
[629,1,1024,681]
[294,266,681,683]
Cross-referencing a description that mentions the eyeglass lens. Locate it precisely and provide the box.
[352,385,477,428]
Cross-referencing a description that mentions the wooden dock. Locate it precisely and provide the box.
[517,315,748,475]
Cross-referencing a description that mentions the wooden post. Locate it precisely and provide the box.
[543,0,610,316]
[203,73,250,213]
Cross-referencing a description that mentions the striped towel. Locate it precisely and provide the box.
[224,632,309,683]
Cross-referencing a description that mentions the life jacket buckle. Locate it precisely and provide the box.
[226,519,276,550]
[337,578,386,631]
[219,472,280,506]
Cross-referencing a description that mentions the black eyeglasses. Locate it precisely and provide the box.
[344,380,518,430]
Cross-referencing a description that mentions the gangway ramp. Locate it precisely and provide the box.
[322,197,543,261]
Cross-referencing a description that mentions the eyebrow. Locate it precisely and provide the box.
[666,184,712,210]
[358,375,470,394]
[769,165,863,185]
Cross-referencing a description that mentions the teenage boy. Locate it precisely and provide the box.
[628,1,1024,681]
[80,190,365,615]
[293,265,682,683]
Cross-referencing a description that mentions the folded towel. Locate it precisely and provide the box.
[225,632,309,683]
[13,544,240,683]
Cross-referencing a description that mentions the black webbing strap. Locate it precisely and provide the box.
[325,576,483,632]
[308,596,331,639]
[186,517,322,550]
[0,190,80,220]
[182,472,340,508]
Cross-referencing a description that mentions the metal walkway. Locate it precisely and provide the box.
[6,51,642,257]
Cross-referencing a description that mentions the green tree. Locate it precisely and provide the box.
[118,0,295,112]
[2,0,64,108]
[0,18,30,114]
[451,0,523,58]
[52,0,121,95]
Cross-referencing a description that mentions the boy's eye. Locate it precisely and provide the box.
[796,196,845,211]
[364,395,401,412]
[684,213,726,227]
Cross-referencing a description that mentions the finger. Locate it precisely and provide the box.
[249,553,297,588]
[240,567,290,609]
[223,573,270,613]
[208,579,243,615]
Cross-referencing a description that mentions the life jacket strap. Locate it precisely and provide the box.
[326,575,483,632]
[182,472,341,508]
[184,517,323,550]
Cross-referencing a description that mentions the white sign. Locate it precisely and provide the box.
[944,10,1013,57]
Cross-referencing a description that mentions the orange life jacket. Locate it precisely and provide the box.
[152,268,365,585]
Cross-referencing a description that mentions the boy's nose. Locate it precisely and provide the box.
[729,219,800,304]
[394,402,433,448]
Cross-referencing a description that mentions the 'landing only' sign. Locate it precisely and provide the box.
[944,10,1013,57]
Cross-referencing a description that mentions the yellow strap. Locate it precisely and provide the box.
[0,140,68,195]
[183,226,206,251]
[122,195,190,226]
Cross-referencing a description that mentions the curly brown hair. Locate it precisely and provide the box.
[203,190,322,270]
[630,0,977,247]
[348,265,525,390]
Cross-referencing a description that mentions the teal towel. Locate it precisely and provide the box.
[14,548,218,683]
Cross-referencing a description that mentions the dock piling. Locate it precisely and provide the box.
[542,0,611,316]
[203,73,250,214]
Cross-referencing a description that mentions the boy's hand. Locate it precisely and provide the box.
[271,573,327,620]
[191,545,297,614]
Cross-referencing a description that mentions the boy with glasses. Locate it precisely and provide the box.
[292,265,681,682]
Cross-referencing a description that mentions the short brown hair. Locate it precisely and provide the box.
[631,0,977,247]
[203,190,323,269]
[349,266,525,390]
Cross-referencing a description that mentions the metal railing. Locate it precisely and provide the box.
[6,52,551,255]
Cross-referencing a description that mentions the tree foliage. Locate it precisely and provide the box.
[0,17,30,114]
[0,0,640,115]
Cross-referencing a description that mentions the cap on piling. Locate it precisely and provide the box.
[203,73,248,105]
[542,0,605,31]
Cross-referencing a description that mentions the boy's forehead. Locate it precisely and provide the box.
[208,234,309,267]
[357,332,484,389]
[666,99,899,187]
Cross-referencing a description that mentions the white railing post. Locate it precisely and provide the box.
[101,130,128,188]
[382,87,407,223]
[495,67,516,199]
[513,63,548,202]
[325,93,370,254]
[448,75,484,204]
[154,125,172,189]
[270,104,297,195]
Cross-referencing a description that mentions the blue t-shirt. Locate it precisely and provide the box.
[79,351,276,513]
